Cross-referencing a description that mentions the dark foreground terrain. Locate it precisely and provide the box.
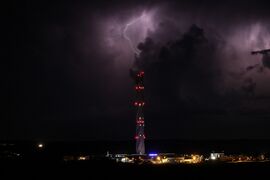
[1,140,270,179]
[1,159,270,179]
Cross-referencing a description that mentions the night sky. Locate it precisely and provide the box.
[5,0,270,141]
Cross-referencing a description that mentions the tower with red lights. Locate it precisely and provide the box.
[134,71,145,154]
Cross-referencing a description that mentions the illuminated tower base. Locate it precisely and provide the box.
[133,71,145,155]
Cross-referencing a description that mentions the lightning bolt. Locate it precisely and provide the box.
[123,14,145,55]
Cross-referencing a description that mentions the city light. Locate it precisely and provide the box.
[37,143,44,149]
[78,156,86,160]
[161,158,168,163]
[149,153,158,157]
[104,152,269,165]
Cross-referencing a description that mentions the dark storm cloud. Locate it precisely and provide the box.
[134,25,223,110]
[125,0,270,113]
[108,0,270,139]
[6,0,270,140]
[262,54,270,69]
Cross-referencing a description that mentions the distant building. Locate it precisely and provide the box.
[210,152,224,160]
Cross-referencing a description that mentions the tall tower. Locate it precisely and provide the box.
[134,70,145,155]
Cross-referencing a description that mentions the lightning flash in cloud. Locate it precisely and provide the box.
[101,9,155,60]
[123,14,145,55]
[123,11,155,56]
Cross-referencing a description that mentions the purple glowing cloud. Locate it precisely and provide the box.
[123,11,155,55]
[96,8,157,66]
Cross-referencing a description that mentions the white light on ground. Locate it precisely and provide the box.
[38,143,44,148]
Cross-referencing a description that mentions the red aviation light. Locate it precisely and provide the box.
[135,136,139,139]
[135,86,144,91]
[136,120,144,124]
[136,71,145,77]
[134,101,145,106]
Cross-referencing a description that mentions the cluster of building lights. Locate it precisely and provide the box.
[110,152,269,165]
